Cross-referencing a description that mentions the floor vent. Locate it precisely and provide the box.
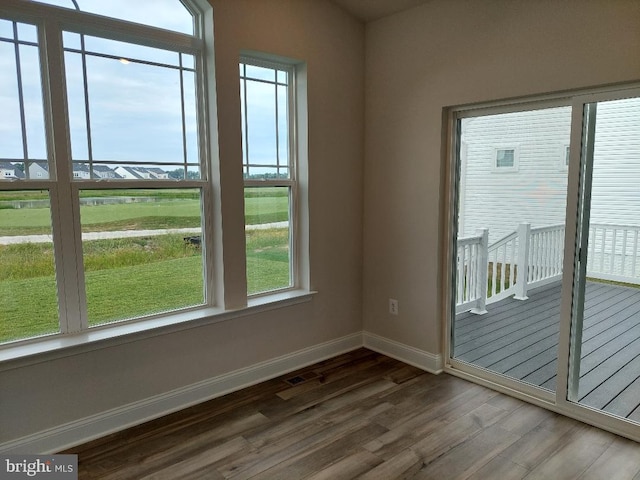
[284,371,320,386]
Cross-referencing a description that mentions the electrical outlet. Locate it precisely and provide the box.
[389,298,399,315]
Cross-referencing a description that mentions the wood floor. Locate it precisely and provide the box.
[455,280,640,419]
[63,349,640,479]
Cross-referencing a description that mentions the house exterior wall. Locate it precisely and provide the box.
[459,107,571,244]
[459,97,640,245]
[590,97,640,226]
[28,163,49,179]
[114,167,141,179]
[0,165,16,178]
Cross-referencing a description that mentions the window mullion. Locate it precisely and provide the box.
[195,33,217,307]
[12,21,29,172]
[41,19,87,334]
[79,32,94,177]
[288,70,298,287]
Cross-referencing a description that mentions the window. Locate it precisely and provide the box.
[494,148,517,170]
[240,59,296,295]
[1,0,214,345]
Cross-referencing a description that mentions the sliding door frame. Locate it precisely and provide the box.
[442,82,640,442]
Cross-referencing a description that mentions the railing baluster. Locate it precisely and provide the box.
[600,228,606,272]
[491,250,497,298]
[532,234,540,282]
[621,229,628,277]
[587,226,596,271]
[558,228,564,275]
[501,244,507,292]
[509,238,516,288]
[552,230,557,276]
[633,229,639,278]
[544,231,549,278]
[469,244,476,302]
[531,234,540,282]
[528,234,533,283]
[544,231,550,279]
[610,228,617,274]
[458,247,465,303]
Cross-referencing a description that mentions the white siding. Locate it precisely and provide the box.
[590,97,640,226]
[459,107,572,244]
[460,99,640,247]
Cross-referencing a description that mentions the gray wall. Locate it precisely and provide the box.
[363,0,640,355]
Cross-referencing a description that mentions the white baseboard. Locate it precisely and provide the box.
[0,333,363,455]
[363,331,443,374]
[1,331,442,454]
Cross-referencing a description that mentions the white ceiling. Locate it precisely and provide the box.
[330,0,432,22]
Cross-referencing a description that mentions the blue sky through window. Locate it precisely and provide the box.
[33,0,194,35]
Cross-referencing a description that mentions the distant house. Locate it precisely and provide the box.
[91,165,122,179]
[28,161,50,180]
[114,166,168,179]
[114,166,145,179]
[72,163,91,179]
[145,167,169,179]
[0,162,19,179]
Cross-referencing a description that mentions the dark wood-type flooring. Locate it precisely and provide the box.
[64,349,640,479]
[455,280,640,419]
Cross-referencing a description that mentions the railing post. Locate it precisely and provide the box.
[514,222,531,300]
[471,228,488,314]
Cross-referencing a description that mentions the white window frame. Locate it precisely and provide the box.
[240,55,300,297]
[0,1,314,363]
[492,146,519,172]
[0,0,217,343]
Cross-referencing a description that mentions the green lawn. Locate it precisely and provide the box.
[0,275,59,342]
[0,189,291,343]
[246,227,290,294]
[0,188,289,235]
[1,230,290,344]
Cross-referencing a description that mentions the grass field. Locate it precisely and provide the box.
[0,188,291,344]
[0,188,288,235]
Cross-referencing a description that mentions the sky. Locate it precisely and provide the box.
[1,0,289,178]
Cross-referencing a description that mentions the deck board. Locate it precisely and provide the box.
[454,280,640,420]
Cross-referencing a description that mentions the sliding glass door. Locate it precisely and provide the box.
[448,87,640,438]
[452,105,572,395]
[568,96,640,422]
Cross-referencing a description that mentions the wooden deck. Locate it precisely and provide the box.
[454,280,640,421]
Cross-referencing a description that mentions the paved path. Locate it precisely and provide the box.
[0,221,288,245]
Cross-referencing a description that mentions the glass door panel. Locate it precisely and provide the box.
[453,106,572,393]
[571,96,640,421]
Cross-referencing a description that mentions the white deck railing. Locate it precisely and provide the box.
[456,223,565,314]
[457,222,640,314]
[456,229,488,314]
[587,223,640,283]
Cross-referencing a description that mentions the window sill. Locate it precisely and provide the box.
[0,289,316,372]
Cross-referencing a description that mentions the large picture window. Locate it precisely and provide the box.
[0,1,310,352]
[0,0,212,345]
